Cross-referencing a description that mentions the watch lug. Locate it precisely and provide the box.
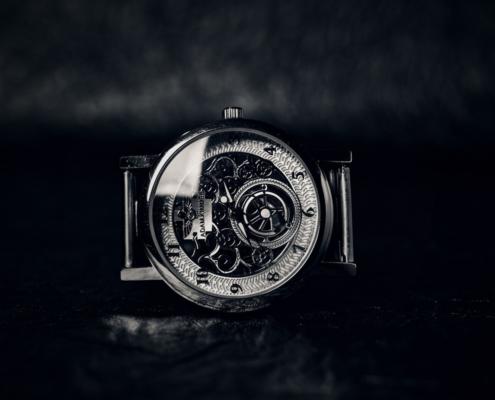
[121,155,156,276]
[121,267,161,281]
[123,170,136,268]
[319,155,356,271]
[120,154,159,170]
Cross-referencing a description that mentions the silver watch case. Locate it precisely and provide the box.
[126,118,335,312]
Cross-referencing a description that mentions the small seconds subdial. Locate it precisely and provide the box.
[230,179,301,250]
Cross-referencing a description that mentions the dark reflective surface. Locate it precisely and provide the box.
[2,138,494,399]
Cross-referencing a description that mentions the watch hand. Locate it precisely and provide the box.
[223,181,233,203]
[249,214,263,224]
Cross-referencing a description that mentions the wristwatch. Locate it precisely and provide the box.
[120,107,356,312]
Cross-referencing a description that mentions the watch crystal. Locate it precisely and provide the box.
[150,130,320,297]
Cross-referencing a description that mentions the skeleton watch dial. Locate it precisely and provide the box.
[149,130,320,298]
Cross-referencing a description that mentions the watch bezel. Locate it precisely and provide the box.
[141,118,334,312]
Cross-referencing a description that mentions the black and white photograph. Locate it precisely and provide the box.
[2,1,494,399]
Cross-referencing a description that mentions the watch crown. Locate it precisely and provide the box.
[222,106,243,120]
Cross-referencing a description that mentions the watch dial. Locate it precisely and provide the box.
[150,130,320,297]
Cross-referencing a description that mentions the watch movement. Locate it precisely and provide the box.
[120,107,356,311]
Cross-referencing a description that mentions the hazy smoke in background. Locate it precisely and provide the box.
[0,0,493,144]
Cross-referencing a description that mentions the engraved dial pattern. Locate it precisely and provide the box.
[156,135,320,297]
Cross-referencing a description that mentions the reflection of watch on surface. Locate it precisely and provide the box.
[120,107,356,312]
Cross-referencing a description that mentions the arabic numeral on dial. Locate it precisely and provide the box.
[196,269,209,285]
[264,146,276,155]
[302,207,315,217]
[292,244,306,254]
[267,272,280,281]
[291,171,305,180]
[230,283,243,294]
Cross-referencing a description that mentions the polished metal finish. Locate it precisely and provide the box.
[339,166,354,263]
[318,154,355,269]
[222,106,243,120]
[123,171,134,268]
[319,162,356,276]
[148,129,321,303]
[119,108,357,311]
[121,266,161,281]
[120,154,159,169]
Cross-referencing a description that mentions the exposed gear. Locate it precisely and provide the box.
[255,159,273,177]
[230,178,301,249]
[218,228,240,248]
[212,203,228,222]
[212,157,236,176]
[199,174,219,198]
[213,249,239,274]
[238,162,256,180]
[222,176,239,196]
[173,154,301,277]
[251,247,274,267]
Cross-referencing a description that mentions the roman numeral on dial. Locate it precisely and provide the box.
[166,244,180,258]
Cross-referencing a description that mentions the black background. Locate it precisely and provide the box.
[2,1,495,399]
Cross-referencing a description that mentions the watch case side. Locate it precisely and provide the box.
[120,155,161,281]
[318,152,357,277]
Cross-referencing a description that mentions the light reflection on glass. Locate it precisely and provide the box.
[155,137,208,197]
